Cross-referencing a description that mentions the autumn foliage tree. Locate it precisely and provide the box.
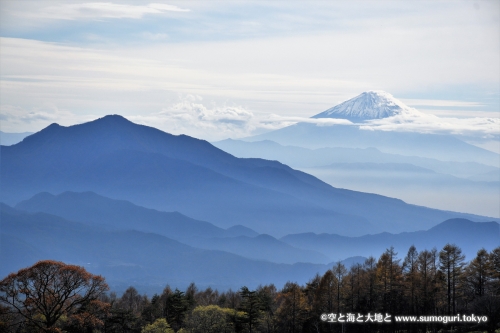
[0,260,109,333]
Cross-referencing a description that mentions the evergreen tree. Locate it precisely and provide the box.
[239,286,261,333]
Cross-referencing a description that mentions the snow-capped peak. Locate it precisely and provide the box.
[313,91,418,122]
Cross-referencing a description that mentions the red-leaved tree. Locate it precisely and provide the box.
[0,260,109,332]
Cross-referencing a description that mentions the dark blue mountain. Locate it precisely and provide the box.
[1,115,493,236]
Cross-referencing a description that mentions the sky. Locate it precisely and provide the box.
[0,0,499,145]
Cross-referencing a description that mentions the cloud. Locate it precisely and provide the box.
[36,2,189,20]
[2,95,498,145]
[267,108,499,139]
[358,113,500,139]
[128,96,262,140]
[126,96,359,140]
[126,100,500,142]
[401,99,486,108]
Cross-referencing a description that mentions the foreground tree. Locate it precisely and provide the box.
[439,244,465,314]
[185,305,240,333]
[275,282,309,333]
[141,318,174,333]
[0,260,109,332]
[239,287,261,333]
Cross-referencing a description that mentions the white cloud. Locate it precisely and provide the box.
[2,95,498,143]
[414,109,499,119]
[35,2,189,21]
[127,100,500,142]
[124,95,357,140]
[400,99,486,108]
[359,113,500,138]
[0,0,499,138]
[128,96,262,140]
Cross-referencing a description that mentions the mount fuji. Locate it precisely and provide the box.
[244,91,498,166]
[312,90,422,122]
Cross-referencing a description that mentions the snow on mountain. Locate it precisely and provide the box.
[313,91,421,122]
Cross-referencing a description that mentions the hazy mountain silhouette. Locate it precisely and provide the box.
[0,131,33,146]
[246,123,498,166]
[1,203,351,291]
[15,191,253,240]
[16,191,328,264]
[182,234,330,264]
[281,218,500,261]
[213,139,498,178]
[1,115,494,236]
[212,139,500,218]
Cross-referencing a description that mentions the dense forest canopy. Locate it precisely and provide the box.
[1,244,499,333]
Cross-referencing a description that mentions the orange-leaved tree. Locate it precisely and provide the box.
[0,260,109,333]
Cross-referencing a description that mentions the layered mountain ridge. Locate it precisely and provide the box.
[2,113,498,292]
[2,115,494,237]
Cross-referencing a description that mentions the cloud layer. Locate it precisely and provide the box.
[360,113,500,138]
[127,97,500,141]
[0,2,498,142]
[34,3,189,20]
[2,95,498,145]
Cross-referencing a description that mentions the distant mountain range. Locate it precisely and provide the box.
[212,139,500,216]
[2,196,497,292]
[0,202,357,292]
[212,139,499,178]
[15,191,327,265]
[14,191,498,265]
[246,123,499,166]
[0,130,33,146]
[2,115,493,237]
[16,191,239,240]
[281,218,500,261]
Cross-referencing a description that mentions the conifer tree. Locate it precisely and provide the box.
[439,244,465,314]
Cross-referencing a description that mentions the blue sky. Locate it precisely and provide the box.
[0,1,499,144]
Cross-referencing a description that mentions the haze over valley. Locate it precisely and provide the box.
[1,0,499,298]
[1,109,499,291]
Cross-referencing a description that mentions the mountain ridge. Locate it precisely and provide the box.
[281,218,500,261]
[0,203,348,291]
[2,115,495,237]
